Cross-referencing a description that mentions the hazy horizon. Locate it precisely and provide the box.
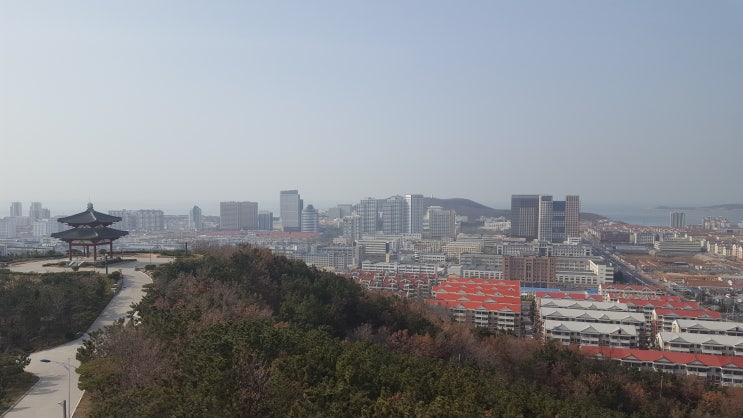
[2,1,741,216]
[2,196,743,219]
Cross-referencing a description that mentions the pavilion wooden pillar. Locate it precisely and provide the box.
[68,242,73,261]
[109,241,113,256]
[94,245,97,261]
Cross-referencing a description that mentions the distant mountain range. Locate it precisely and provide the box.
[655,204,743,210]
[421,197,604,222]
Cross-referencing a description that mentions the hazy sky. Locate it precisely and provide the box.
[2,1,742,216]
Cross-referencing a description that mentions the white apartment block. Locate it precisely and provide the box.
[538,299,629,313]
[555,258,614,287]
[360,261,437,275]
[672,320,743,337]
[538,307,646,336]
[462,268,503,279]
[443,241,483,259]
[543,320,638,348]
[656,332,743,357]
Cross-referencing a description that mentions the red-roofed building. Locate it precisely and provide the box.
[429,278,522,332]
[582,346,743,387]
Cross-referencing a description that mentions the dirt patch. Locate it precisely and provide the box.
[72,391,94,417]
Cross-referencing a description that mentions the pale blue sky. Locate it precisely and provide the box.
[2,1,742,216]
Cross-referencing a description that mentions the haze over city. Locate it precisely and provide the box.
[2,1,741,216]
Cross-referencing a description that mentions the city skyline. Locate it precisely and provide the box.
[2,2,742,213]
[2,192,743,220]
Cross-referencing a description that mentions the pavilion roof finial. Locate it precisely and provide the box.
[87,202,94,211]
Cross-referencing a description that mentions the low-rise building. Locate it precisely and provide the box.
[652,308,722,334]
[583,347,743,387]
[672,319,743,337]
[656,332,743,357]
[543,320,638,348]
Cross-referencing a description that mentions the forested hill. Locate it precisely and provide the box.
[423,197,606,222]
[423,197,510,219]
[76,246,743,417]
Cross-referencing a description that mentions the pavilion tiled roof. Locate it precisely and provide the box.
[51,225,129,242]
[56,203,122,227]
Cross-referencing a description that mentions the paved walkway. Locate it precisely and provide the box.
[2,256,172,418]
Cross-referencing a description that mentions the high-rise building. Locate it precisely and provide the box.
[110,209,164,232]
[9,202,22,218]
[382,196,406,234]
[220,201,259,230]
[342,215,362,241]
[405,194,425,234]
[511,195,540,240]
[565,195,580,239]
[0,217,18,238]
[280,190,303,232]
[29,202,43,221]
[301,205,319,232]
[425,206,456,239]
[513,194,580,243]
[188,206,203,231]
[258,211,274,231]
[136,210,165,232]
[670,212,686,229]
[338,204,353,218]
[538,195,554,242]
[359,197,379,234]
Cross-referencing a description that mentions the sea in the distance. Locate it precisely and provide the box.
[583,205,743,227]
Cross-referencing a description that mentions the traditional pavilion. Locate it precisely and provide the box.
[52,203,129,261]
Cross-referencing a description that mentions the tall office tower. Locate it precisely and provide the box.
[29,202,43,221]
[342,215,362,241]
[10,202,22,217]
[382,196,406,234]
[425,206,456,239]
[565,195,580,239]
[537,195,554,242]
[510,195,540,240]
[301,204,319,232]
[280,190,303,232]
[220,201,259,230]
[670,212,685,229]
[258,211,274,231]
[188,206,203,231]
[359,197,379,234]
[404,194,425,234]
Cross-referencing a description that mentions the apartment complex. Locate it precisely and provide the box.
[430,278,521,332]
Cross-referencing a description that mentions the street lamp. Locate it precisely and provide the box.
[40,358,71,418]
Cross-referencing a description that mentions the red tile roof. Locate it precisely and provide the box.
[582,346,743,368]
[653,308,722,319]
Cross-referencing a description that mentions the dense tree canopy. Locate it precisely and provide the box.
[77,246,743,417]
[0,268,116,408]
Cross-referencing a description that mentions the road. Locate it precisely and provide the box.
[2,256,171,418]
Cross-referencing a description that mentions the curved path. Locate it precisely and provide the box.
[2,256,171,418]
